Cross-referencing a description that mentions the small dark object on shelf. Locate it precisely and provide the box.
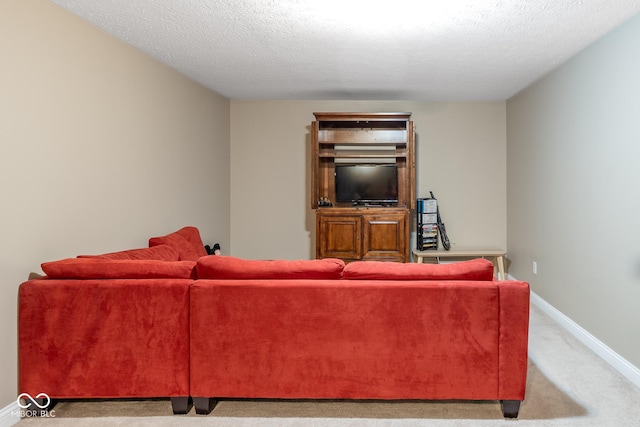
[205,243,221,256]
[318,197,333,207]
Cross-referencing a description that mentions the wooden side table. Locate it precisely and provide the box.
[412,248,507,281]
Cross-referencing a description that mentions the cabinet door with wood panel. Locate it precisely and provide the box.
[316,213,362,260]
[362,212,408,262]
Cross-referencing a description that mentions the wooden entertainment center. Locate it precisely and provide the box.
[311,112,415,262]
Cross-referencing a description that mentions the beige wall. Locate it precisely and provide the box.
[0,0,230,407]
[230,100,506,259]
[507,13,640,367]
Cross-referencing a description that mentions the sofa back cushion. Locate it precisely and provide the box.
[344,258,495,281]
[77,245,179,261]
[196,256,345,280]
[148,226,207,261]
[42,258,196,279]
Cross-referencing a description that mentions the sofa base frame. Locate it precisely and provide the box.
[191,397,522,418]
[23,397,56,412]
[23,396,195,416]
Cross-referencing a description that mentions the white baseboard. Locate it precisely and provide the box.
[527,287,640,389]
[0,401,20,427]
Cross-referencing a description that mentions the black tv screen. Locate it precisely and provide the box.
[335,164,398,204]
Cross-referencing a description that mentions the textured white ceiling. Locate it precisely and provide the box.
[51,0,640,101]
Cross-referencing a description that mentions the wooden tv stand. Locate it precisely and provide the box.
[316,207,409,263]
[310,112,415,263]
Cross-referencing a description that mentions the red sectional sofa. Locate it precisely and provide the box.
[18,227,530,418]
[18,227,206,414]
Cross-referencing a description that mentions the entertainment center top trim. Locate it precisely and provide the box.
[313,112,411,121]
[313,112,411,123]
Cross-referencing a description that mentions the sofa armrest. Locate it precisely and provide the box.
[497,280,530,400]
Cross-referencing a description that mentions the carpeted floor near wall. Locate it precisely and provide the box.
[15,305,640,427]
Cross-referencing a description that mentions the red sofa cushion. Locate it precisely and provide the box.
[148,226,207,261]
[196,256,345,280]
[77,245,179,261]
[41,258,196,279]
[344,258,495,281]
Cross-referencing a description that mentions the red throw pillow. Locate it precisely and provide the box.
[77,245,179,261]
[41,258,196,279]
[148,226,207,261]
[344,258,495,281]
[196,256,345,280]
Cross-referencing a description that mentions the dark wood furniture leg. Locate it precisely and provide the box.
[193,397,218,415]
[501,400,521,418]
[170,396,192,414]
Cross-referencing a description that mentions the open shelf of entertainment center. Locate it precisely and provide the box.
[311,112,415,263]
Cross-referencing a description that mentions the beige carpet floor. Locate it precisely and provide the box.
[15,304,640,426]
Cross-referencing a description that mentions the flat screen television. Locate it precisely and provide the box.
[335,164,398,204]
